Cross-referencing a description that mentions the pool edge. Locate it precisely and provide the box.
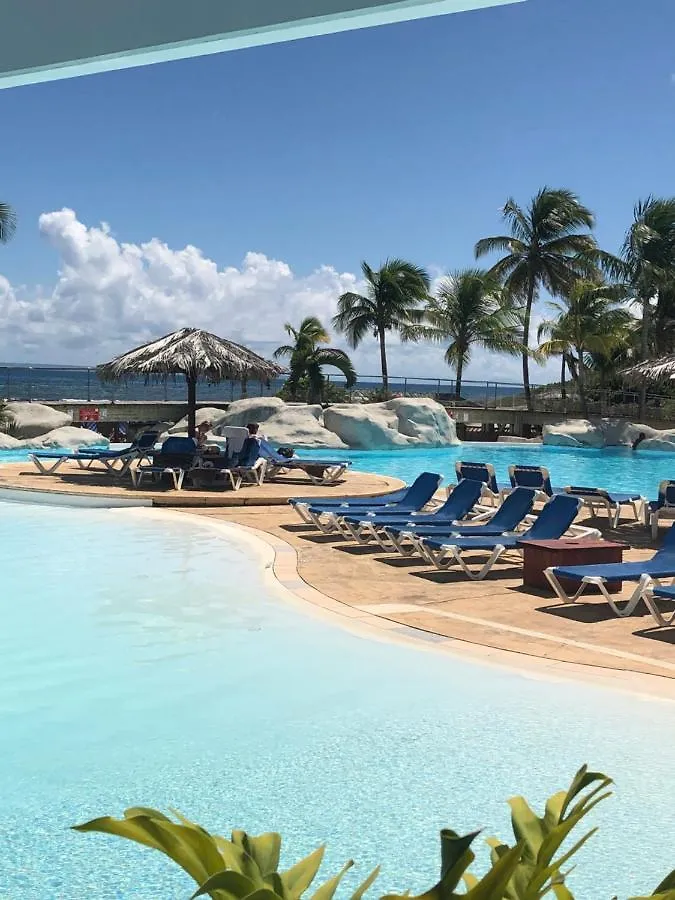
[110,506,675,705]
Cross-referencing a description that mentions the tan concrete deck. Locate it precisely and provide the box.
[183,505,675,690]
[0,462,402,507]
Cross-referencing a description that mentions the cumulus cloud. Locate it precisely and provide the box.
[0,209,560,385]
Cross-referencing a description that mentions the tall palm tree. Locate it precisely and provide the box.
[537,279,631,416]
[273,316,357,404]
[404,269,523,399]
[333,259,430,395]
[615,197,675,416]
[0,202,16,244]
[475,188,597,410]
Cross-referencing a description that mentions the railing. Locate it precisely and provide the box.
[1,365,674,421]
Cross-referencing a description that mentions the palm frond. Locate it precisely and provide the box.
[0,202,17,244]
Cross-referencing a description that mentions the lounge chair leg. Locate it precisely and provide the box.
[602,577,649,617]
[544,568,590,603]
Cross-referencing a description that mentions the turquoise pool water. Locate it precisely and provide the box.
[0,500,674,898]
[300,443,675,497]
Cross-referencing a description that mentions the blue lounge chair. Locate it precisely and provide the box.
[544,522,675,617]
[455,461,505,503]
[416,494,584,580]
[260,441,351,486]
[231,437,267,485]
[301,472,443,533]
[642,584,675,627]
[291,486,409,524]
[382,487,536,556]
[564,486,644,528]
[506,465,565,500]
[131,436,199,490]
[338,479,484,546]
[30,431,159,476]
[644,480,675,539]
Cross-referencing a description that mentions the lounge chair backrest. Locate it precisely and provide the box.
[566,486,609,499]
[439,478,483,518]
[490,487,536,529]
[655,480,675,510]
[217,426,249,455]
[397,472,443,510]
[522,494,581,541]
[509,464,553,495]
[154,436,199,467]
[134,431,159,450]
[456,461,498,493]
[657,519,675,554]
[238,437,262,468]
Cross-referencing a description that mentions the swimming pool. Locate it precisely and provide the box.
[300,443,675,497]
[0,500,673,898]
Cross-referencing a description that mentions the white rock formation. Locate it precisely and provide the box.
[323,398,459,449]
[497,435,543,444]
[6,401,72,439]
[543,418,675,451]
[184,396,460,449]
[169,407,228,433]
[0,433,22,450]
[213,398,346,449]
[19,426,110,450]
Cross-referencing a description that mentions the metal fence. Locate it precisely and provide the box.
[1,365,674,420]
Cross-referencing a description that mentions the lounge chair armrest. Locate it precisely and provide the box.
[568,524,603,539]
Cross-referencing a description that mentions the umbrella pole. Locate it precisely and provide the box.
[187,376,197,439]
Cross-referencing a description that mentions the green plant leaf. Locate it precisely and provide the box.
[310,860,354,900]
[464,842,525,899]
[264,872,290,900]
[383,831,479,900]
[655,871,675,893]
[281,846,326,897]
[551,884,575,899]
[232,832,282,877]
[190,870,260,900]
[629,893,675,900]
[350,866,381,900]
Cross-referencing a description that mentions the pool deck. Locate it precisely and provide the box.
[0,461,402,506]
[183,505,675,695]
[2,461,675,696]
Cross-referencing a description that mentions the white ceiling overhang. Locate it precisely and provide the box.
[0,0,524,89]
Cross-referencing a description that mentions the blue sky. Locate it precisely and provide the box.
[0,0,673,377]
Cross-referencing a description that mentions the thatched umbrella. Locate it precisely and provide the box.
[97,328,284,438]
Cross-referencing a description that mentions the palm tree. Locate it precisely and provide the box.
[475,188,597,411]
[333,259,430,395]
[273,316,357,404]
[0,202,16,244]
[537,279,632,416]
[615,197,675,416]
[403,269,523,399]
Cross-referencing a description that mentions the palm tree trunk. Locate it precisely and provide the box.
[576,350,588,417]
[639,294,650,420]
[522,279,535,411]
[378,327,389,396]
[560,355,567,401]
[455,357,464,400]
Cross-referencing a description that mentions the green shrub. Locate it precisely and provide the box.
[73,766,675,899]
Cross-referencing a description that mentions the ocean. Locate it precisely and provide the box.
[0,365,525,406]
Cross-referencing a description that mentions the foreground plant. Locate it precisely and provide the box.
[73,766,674,899]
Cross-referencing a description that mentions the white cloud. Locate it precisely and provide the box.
[0,209,561,386]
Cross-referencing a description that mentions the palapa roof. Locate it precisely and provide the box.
[621,355,675,383]
[97,328,284,383]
